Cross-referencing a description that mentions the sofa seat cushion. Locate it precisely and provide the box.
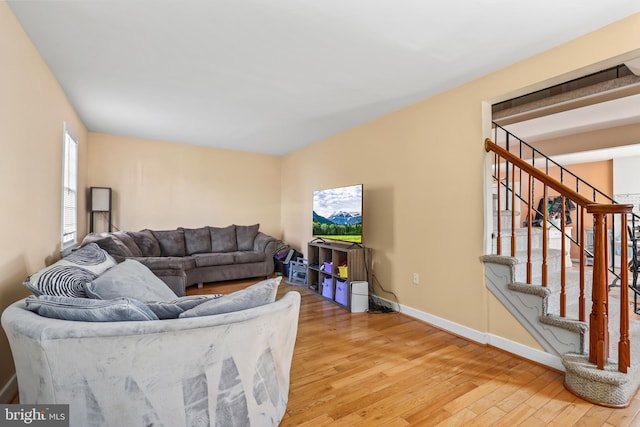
[23,243,116,298]
[84,259,178,301]
[181,226,212,255]
[232,251,266,264]
[192,253,235,268]
[132,256,196,271]
[25,295,159,321]
[179,277,281,318]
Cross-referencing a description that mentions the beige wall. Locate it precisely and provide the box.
[0,1,88,397]
[87,133,282,238]
[281,14,640,348]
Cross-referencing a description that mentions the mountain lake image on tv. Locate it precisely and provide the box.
[313,184,362,244]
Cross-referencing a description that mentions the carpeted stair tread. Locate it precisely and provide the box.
[539,313,588,335]
[563,352,640,407]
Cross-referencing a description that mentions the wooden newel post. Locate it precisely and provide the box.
[589,211,609,369]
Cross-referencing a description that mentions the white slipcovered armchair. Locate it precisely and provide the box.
[2,291,300,427]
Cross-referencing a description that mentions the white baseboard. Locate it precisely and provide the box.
[0,374,17,404]
[372,295,564,372]
[487,334,564,371]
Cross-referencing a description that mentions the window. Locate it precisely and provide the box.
[61,124,78,252]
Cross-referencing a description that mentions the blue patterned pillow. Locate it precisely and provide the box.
[23,243,116,298]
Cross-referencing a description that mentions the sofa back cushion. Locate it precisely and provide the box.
[127,230,161,256]
[210,225,237,252]
[25,295,159,321]
[235,224,259,251]
[152,229,187,257]
[179,276,281,317]
[181,226,212,255]
[80,232,112,246]
[113,231,143,257]
[23,243,117,298]
[84,259,178,301]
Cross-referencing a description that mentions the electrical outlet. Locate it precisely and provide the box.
[412,273,419,285]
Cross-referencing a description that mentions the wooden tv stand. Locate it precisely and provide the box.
[307,240,371,310]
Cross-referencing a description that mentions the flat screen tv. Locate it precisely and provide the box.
[312,184,363,244]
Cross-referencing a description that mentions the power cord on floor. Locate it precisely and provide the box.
[361,250,398,313]
[367,273,400,313]
[368,300,394,313]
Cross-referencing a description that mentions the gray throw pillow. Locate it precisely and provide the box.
[235,224,259,251]
[25,295,159,322]
[179,276,281,318]
[152,229,187,257]
[84,259,178,301]
[80,232,113,246]
[92,236,133,258]
[23,243,117,298]
[210,225,237,252]
[145,295,223,319]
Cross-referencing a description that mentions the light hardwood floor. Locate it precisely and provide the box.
[191,277,640,426]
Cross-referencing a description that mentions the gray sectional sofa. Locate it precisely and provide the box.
[82,224,278,296]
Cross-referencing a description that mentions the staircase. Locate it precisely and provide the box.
[484,124,639,407]
[487,210,587,354]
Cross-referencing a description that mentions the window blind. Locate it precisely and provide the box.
[62,126,78,249]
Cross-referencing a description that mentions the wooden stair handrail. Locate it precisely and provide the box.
[487,138,592,208]
[486,137,633,373]
[486,138,632,214]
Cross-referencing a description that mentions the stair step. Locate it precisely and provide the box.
[493,210,521,231]
[493,227,572,269]
[484,253,640,406]
[564,353,640,407]
[511,248,564,281]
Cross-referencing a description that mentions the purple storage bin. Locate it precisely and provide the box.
[323,262,333,273]
[335,279,348,307]
[321,276,333,299]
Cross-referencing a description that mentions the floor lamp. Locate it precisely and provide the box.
[90,187,112,233]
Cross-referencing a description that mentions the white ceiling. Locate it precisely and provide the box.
[8,1,640,155]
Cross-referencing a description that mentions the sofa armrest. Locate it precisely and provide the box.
[253,232,276,253]
[1,292,301,426]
